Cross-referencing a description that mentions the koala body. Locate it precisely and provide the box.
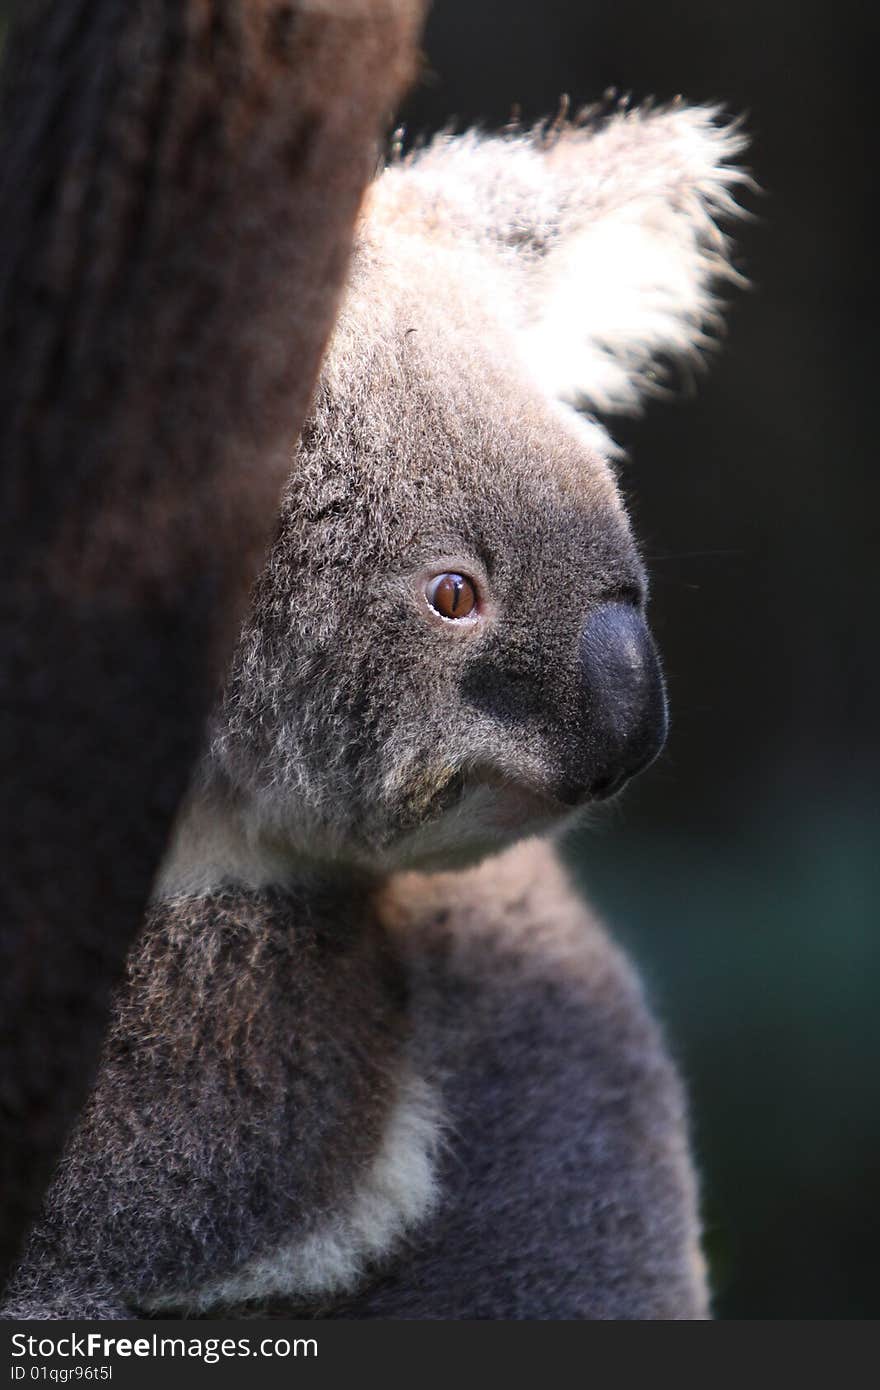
[2,104,745,1319]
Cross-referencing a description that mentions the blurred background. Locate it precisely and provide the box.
[1,0,874,1321]
[398,0,878,1318]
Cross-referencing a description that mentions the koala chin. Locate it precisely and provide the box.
[2,102,746,1320]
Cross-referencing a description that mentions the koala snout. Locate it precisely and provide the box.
[575,601,668,802]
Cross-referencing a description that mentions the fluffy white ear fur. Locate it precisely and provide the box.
[396,102,750,417]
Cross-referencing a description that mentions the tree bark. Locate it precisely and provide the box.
[0,0,425,1284]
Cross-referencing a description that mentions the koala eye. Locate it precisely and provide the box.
[425,572,478,621]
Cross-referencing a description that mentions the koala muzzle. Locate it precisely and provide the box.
[575,600,668,802]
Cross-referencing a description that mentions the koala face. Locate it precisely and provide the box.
[207,105,746,871]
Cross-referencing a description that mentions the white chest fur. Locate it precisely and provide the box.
[141,1067,441,1315]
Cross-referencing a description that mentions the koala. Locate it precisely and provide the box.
[1,101,746,1320]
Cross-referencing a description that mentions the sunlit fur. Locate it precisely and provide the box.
[2,103,746,1320]
[204,104,747,874]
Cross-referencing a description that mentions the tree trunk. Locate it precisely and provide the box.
[0,0,425,1284]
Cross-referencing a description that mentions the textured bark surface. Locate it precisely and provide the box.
[0,0,425,1283]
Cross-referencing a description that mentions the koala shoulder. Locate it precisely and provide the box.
[332,838,708,1320]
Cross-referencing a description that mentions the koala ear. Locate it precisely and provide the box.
[403,103,750,416]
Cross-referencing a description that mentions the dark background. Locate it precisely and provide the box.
[398,1,878,1319]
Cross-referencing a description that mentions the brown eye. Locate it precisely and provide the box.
[426,572,477,620]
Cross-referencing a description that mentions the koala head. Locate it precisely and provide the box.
[205,103,747,873]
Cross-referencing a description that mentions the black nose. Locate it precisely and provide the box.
[577,600,668,801]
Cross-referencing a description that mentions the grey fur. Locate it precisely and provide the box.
[2,103,746,1320]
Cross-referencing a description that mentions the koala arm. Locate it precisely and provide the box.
[2,837,706,1321]
[3,838,705,1322]
[0,1292,131,1322]
[328,837,708,1320]
[1,883,415,1319]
